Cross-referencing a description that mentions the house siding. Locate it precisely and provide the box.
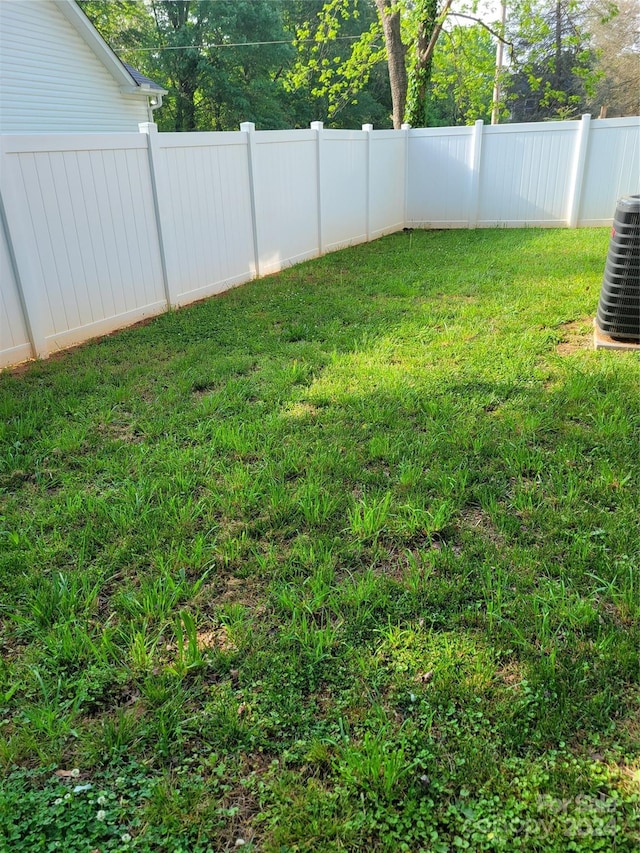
[0,0,150,133]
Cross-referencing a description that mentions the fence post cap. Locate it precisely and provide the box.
[139,122,157,134]
[240,122,256,132]
[310,121,324,131]
[362,123,373,132]
[401,123,411,130]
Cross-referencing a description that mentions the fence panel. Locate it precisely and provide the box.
[321,130,368,251]
[2,134,166,354]
[477,122,576,226]
[0,212,31,368]
[579,117,640,225]
[406,127,474,227]
[158,132,256,302]
[1,117,639,370]
[369,130,406,238]
[251,129,319,276]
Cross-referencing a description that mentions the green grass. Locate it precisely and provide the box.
[1,228,639,851]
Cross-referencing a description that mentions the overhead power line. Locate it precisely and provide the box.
[114,34,368,51]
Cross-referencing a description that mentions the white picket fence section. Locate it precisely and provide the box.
[1,114,638,368]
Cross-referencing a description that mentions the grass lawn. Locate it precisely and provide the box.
[0,228,639,852]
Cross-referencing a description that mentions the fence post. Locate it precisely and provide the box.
[139,122,178,307]
[0,138,48,359]
[240,121,261,278]
[363,124,373,242]
[567,114,591,228]
[469,120,484,229]
[311,121,325,255]
[401,123,411,228]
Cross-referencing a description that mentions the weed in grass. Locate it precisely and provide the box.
[15,670,83,764]
[297,481,340,528]
[93,707,144,760]
[336,568,389,638]
[168,610,205,677]
[397,458,422,489]
[114,564,209,624]
[403,550,433,597]
[284,612,341,670]
[149,692,195,760]
[39,620,117,673]
[589,559,640,625]
[126,625,160,674]
[347,491,393,544]
[14,571,101,635]
[200,684,255,749]
[218,602,254,653]
[398,498,454,541]
[336,723,416,802]
[479,562,508,633]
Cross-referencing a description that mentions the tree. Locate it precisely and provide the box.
[505,0,600,121]
[284,0,392,127]
[193,1,294,131]
[78,0,154,48]
[405,0,456,127]
[374,0,408,127]
[427,23,499,125]
[82,0,393,130]
[373,0,505,128]
[588,0,640,116]
[81,0,296,131]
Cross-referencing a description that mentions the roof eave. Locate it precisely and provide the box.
[54,0,166,97]
[120,85,168,98]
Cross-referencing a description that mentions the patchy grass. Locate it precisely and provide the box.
[1,228,639,851]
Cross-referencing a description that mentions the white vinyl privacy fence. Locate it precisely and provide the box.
[1,114,638,368]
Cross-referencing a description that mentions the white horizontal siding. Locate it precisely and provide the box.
[0,0,149,133]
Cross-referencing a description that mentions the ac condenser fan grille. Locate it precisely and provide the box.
[596,195,640,343]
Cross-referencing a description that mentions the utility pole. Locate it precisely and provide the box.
[491,0,507,124]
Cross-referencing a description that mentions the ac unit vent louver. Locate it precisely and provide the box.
[595,195,640,343]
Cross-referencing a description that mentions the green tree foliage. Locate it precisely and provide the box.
[587,0,640,116]
[506,0,601,120]
[404,0,459,127]
[427,23,499,125]
[284,0,392,127]
[80,0,393,130]
[78,0,154,48]
[147,1,295,131]
[373,0,503,127]
[80,0,612,130]
[81,1,299,130]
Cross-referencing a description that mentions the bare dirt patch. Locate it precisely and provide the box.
[556,318,593,355]
[284,402,320,419]
[495,659,527,690]
[459,506,504,547]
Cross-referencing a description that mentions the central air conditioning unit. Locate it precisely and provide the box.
[595,195,640,348]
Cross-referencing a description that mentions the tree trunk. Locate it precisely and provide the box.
[175,81,197,131]
[375,0,407,129]
[405,0,438,127]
